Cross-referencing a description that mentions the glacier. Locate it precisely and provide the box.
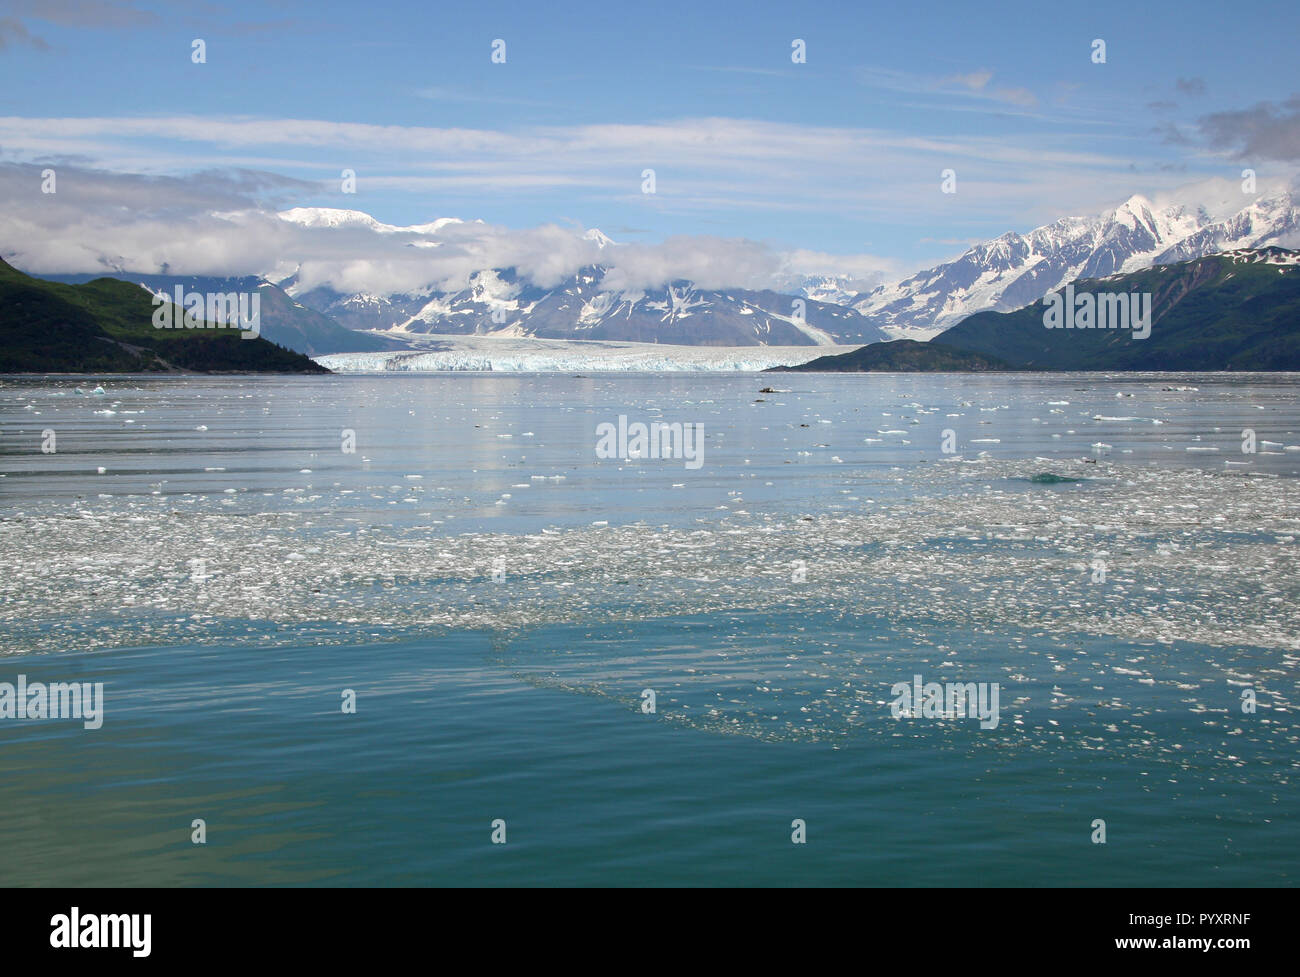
[314,334,858,372]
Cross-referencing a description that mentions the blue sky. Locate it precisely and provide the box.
[1,0,1298,282]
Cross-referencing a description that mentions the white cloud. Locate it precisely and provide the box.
[4,111,1287,297]
[945,71,994,91]
[0,163,880,295]
[0,112,1198,224]
[775,249,902,290]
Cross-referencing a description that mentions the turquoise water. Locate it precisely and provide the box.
[1,373,1297,885]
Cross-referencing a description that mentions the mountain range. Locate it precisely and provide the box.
[783,248,1300,372]
[305,267,888,347]
[848,188,1300,340]
[277,215,889,347]
[9,185,1300,358]
[276,187,1300,349]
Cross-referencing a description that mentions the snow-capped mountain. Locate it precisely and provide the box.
[271,190,1300,348]
[278,207,466,236]
[288,268,882,346]
[788,274,871,308]
[289,286,430,333]
[1143,193,1300,266]
[854,188,1300,339]
[388,266,888,347]
[277,212,890,346]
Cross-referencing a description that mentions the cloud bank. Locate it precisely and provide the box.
[0,162,891,295]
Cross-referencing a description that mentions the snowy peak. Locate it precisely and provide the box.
[853,187,1300,339]
[1109,193,1158,231]
[274,192,1300,346]
[326,264,891,347]
[278,207,387,231]
[277,208,463,236]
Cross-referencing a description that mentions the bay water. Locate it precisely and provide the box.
[1,372,1296,886]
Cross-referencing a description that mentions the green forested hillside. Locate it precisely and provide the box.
[0,258,329,373]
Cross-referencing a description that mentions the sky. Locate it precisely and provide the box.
[1,0,1298,291]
